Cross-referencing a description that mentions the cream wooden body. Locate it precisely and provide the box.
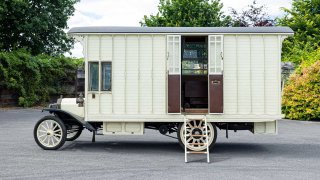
[68,31,291,135]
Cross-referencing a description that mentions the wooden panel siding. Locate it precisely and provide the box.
[83,33,283,120]
[86,34,167,116]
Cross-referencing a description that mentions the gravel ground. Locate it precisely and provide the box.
[0,109,319,180]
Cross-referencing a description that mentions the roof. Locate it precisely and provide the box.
[68,26,294,34]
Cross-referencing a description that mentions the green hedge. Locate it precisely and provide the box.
[0,50,83,107]
[282,60,320,120]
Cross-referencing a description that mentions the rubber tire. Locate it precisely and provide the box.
[66,124,83,141]
[33,116,67,150]
[177,122,217,151]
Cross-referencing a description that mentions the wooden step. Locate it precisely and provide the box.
[188,143,207,145]
[184,108,208,114]
[185,119,206,122]
[187,151,208,154]
[185,127,207,129]
[188,134,207,137]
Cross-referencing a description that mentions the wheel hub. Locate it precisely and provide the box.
[47,130,53,136]
[192,128,202,139]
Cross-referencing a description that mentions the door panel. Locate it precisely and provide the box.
[208,35,224,113]
[209,75,223,113]
[167,35,181,114]
[168,75,180,113]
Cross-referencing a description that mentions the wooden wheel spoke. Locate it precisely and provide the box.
[53,124,58,130]
[187,122,193,128]
[187,137,193,143]
[198,121,203,127]
[54,129,61,133]
[45,122,50,130]
[38,134,46,138]
[53,136,60,142]
[40,125,47,131]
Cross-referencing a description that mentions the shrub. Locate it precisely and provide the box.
[0,50,83,107]
[282,60,320,120]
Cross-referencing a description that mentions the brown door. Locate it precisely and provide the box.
[168,75,180,113]
[208,35,223,113]
[167,35,181,113]
[209,75,223,113]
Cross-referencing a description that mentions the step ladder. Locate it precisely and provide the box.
[184,115,210,163]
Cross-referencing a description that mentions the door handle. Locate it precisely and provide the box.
[211,80,220,85]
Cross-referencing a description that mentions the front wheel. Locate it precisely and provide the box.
[177,120,217,151]
[34,116,67,150]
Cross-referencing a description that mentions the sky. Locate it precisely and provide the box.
[67,0,292,58]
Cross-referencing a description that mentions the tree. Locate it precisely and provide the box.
[282,60,320,121]
[277,0,320,65]
[230,0,275,27]
[0,0,79,56]
[140,0,231,27]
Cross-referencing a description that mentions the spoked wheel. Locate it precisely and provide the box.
[66,123,83,141]
[34,116,67,150]
[177,120,217,151]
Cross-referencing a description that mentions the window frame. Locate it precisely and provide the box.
[88,61,112,92]
[167,35,181,75]
[208,35,224,75]
[88,61,99,91]
[100,61,112,92]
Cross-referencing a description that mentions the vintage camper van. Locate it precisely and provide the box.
[33,27,294,152]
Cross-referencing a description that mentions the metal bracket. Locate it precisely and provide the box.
[92,131,96,142]
[226,123,229,139]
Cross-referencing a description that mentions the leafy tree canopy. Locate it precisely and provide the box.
[230,0,274,27]
[140,0,231,27]
[277,0,320,65]
[0,0,79,56]
[282,60,320,121]
[0,50,83,107]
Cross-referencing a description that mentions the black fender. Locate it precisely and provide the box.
[42,108,95,131]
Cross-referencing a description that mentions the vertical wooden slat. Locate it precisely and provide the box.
[263,35,266,114]
[138,35,140,114]
[278,35,282,115]
[151,35,154,114]
[85,36,89,120]
[124,35,127,113]
[111,35,114,113]
[249,35,252,114]
[98,36,101,114]
[236,35,239,114]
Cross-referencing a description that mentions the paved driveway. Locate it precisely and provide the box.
[0,109,319,180]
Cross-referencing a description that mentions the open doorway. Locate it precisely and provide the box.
[181,36,208,113]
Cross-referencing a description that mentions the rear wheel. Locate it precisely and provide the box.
[177,120,217,151]
[34,116,67,150]
[66,123,83,141]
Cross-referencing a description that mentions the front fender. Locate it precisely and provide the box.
[43,108,95,131]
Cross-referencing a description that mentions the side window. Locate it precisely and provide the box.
[101,62,112,91]
[89,62,99,91]
[209,35,223,74]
